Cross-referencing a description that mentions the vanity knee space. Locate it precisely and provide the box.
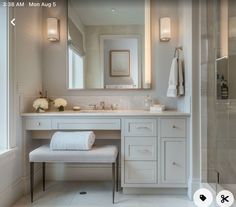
[122,117,188,188]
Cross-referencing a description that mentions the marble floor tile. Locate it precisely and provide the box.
[13,181,198,207]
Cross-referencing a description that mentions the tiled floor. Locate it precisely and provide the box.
[12,181,196,207]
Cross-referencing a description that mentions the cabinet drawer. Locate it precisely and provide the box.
[25,118,52,130]
[125,137,157,160]
[125,161,157,184]
[160,118,186,137]
[124,119,157,136]
[52,118,121,130]
[161,138,186,184]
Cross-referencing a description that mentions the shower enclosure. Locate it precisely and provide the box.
[202,0,236,194]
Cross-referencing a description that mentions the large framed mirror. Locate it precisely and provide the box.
[67,0,151,90]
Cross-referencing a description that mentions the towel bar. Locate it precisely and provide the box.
[174,46,183,58]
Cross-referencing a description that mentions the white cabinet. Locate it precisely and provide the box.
[22,113,189,189]
[159,118,187,186]
[123,119,157,185]
[123,117,188,188]
[160,138,186,184]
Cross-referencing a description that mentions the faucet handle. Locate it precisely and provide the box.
[89,104,97,110]
[100,101,105,110]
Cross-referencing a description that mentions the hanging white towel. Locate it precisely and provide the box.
[178,58,184,96]
[167,57,178,97]
[50,131,96,151]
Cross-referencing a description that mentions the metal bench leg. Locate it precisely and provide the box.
[112,162,115,204]
[116,152,119,192]
[43,162,46,191]
[30,162,34,203]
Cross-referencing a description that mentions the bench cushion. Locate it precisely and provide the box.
[29,145,118,163]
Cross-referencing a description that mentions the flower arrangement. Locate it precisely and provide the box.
[33,91,52,113]
[53,98,67,111]
[33,98,49,113]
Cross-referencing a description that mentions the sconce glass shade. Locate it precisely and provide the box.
[47,18,59,41]
[160,17,171,42]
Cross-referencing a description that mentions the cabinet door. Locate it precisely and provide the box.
[161,138,186,184]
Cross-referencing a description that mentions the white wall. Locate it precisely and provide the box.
[0,4,8,150]
[179,0,201,198]
[0,5,43,207]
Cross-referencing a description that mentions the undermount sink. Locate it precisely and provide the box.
[79,109,120,113]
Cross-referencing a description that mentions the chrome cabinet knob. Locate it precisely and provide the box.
[37,122,41,126]
[172,125,176,128]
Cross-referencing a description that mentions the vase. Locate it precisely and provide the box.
[58,106,65,111]
[36,108,45,113]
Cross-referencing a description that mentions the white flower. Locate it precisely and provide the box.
[33,98,49,110]
[54,98,67,108]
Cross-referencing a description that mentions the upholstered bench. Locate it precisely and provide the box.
[29,145,119,203]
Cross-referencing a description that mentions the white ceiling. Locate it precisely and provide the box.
[69,0,144,26]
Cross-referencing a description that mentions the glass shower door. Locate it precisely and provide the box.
[214,0,236,195]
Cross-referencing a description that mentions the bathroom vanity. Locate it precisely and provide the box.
[22,110,190,192]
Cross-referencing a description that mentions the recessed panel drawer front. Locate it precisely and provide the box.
[161,138,186,184]
[125,119,157,136]
[125,137,157,161]
[125,161,157,184]
[52,118,121,130]
[25,118,52,130]
[160,118,186,138]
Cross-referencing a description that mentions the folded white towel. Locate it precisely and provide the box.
[50,131,95,151]
[167,57,178,97]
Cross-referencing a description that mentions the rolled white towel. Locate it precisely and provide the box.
[50,131,95,151]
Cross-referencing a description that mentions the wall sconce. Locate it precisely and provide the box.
[47,18,59,41]
[160,17,171,42]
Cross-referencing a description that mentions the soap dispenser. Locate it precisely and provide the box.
[221,76,229,99]
[144,95,152,111]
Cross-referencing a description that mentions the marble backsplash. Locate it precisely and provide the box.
[22,95,161,112]
[55,95,148,110]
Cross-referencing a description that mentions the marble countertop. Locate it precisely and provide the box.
[21,110,190,117]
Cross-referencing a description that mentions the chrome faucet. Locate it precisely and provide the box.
[100,101,105,110]
[89,104,97,110]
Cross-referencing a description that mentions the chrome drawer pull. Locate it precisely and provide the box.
[138,149,150,153]
[172,125,176,129]
[172,162,176,165]
[136,126,150,129]
[36,122,41,126]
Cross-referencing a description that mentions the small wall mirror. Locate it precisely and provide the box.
[67,0,151,90]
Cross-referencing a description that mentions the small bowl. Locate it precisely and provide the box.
[73,106,81,111]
